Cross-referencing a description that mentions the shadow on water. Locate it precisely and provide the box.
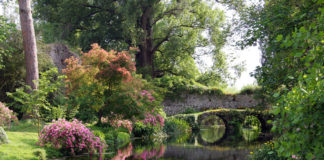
[65,115,270,160]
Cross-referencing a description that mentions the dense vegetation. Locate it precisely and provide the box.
[0,0,323,160]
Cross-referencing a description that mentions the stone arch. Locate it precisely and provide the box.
[197,113,228,145]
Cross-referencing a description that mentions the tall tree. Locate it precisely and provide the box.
[18,0,39,89]
[34,0,229,80]
[238,0,323,96]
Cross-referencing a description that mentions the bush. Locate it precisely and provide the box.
[250,141,284,160]
[239,85,261,95]
[174,115,199,131]
[182,107,198,114]
[33,149,47,160]
[133,121,154,138]
[163,118,191,136]
[39,119,106,155]
[93,130,105,141]
[116,132,130,148]
[0,102,18,128]
[104,131,116,148]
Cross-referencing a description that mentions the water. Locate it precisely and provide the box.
[65,126,267,160]
[65,115,269,160]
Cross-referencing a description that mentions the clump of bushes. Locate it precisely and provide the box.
[163,118,191,136]
[250,141,284,160]
[38,119,106,155]
[33,149,47,160]
[239,85,261,95]
[0,102,18,128]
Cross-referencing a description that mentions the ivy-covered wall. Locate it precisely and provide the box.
[163,93,260,115]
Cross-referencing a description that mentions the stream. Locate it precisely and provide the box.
[65,119,269,160]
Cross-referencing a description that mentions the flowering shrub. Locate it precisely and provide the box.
[62,44,160,122]
[0,102,18,127]
[39,119,106,155]
[110,119,133,134]
[142,111,164,127]
[140,90,155,102]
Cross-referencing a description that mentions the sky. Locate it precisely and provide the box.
[1,1,262,90]
[196,0,262,90]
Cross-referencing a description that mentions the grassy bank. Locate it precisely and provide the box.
[0,121,61,160]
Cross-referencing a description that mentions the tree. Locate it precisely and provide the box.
[34,0,229,79]
[63,44,161,123]
[238,0,323,98]
[18,0,38,89]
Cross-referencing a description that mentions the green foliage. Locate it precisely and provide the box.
[34,0,233,84]
[182,107,198,114]
[163,118,191,136]
[33,149,47,160]
[272,71,324,159]
[116,132,131,148]
[240,0,324,101]
[239,85,261,95]
[133,121,154,138]
[0,121,62,160]
[63,44,161,122]
[104,131,116,148]
[250,141,285,160]
[242,1,324,159]
[0,16,55,104]
[93,130,105,141]
[0,16,17,70]
[153,75,224,99]
[7,68,66,121]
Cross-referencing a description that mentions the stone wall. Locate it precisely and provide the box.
[163,93,260,116]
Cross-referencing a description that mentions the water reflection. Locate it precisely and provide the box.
[64,115,266,160]
[199,115,226,144]
[199,125,225,144]
[241,116,261,142]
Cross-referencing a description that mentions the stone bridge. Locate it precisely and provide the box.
[173,109,274,133]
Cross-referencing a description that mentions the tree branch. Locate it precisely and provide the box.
[152,29,173,53]
[152,8,184,25]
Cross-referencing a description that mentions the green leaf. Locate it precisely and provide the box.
[273,93,280,97]
[276,35,283,42]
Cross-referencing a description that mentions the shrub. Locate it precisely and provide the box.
[0,102,18,128]
[33,149,47,160]
[63,44,160,122]
[116,132,130,148]
[250,141,284,160]
[163,118,191,136]
[141,112,165,127]
[133,121,154,137]
[109,119,133,134]
[39,119,106,155]
[239,85,261,95]
[182,107,198,114]
[93,130,105,141]
[104,131,116,148]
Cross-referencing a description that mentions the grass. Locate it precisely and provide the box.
[0,121,61,160]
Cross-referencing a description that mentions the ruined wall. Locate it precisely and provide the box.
[163,93,260,116]
[49,43,79,72]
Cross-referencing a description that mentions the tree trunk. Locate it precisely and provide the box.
[18,0,39,90]
[136,6,154,77]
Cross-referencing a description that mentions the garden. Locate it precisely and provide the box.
[1,0,323,160]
